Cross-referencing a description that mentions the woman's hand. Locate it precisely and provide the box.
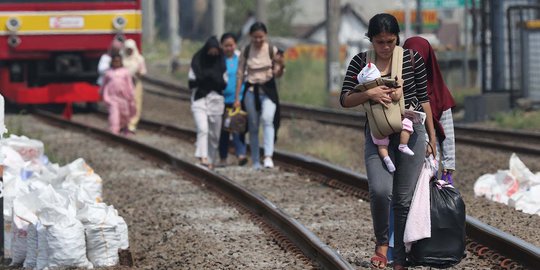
[233,100,241,108]
[426,140,437,157]
[368,86,395,108]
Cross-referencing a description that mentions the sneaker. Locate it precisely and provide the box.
[263,157,274,168]
[216,159,227,168]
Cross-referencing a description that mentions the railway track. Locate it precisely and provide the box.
[33,106,540,269]
[142,75,540,156]
[32,109,353,270]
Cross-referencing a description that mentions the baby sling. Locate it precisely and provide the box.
[361,46,406,139]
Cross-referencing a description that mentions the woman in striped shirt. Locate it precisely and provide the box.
[340,13,436,270]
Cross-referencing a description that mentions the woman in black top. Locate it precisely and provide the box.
[189,36,227,169]
[340,14,436,270]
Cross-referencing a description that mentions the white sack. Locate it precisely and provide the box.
[23,223,38,269]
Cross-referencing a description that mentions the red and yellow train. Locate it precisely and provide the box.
[0,0,141,108]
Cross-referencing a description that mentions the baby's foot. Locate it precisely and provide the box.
[383,156,396,172]
[398,144,414,156]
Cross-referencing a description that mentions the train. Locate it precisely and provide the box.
[0,0,142,115]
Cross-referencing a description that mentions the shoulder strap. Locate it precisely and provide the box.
[391,46,405,112]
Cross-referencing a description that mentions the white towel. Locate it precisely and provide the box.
[404,157,435,252]
[357,62,381,84]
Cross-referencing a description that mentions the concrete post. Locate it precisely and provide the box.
[256,0,267,24]
[326,0,340,96]
[490,0,505,90]
[211,0,224,38]
[142,0,155,46]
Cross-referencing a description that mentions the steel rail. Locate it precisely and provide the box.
[142,76,540,156]
[133,115,540,269]
[32,110,354,270]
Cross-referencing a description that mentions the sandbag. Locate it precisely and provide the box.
[408,179,466,268]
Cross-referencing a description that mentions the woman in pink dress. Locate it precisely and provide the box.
[101,54,136,135]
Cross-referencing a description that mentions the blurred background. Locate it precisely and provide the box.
[142,0,540,130]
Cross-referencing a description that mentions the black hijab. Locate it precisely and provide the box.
[190,36,227,100]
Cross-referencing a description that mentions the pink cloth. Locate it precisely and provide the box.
[404,157,434,252]
[101,67,136,134]
[371,118,414,146]
[371,132,389,146]
[402,118,413,133]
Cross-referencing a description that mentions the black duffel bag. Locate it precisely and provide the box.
[408,178,466,269]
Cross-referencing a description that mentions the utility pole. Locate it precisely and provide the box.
[463,0,470,88]
[326,0,340,96]
[256,0,267,24]
[168,0,180,72]
[211,0,224,38]
[142,0,155,46]
[404,0,412,38]
[490,0,505,90]
[415,0,422,34]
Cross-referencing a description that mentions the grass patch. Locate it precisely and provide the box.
[490,110,540,130]
[279,55,328,107]
[451,86,481,109]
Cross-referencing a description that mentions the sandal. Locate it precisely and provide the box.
[238,156,248,166]
[370,244,388,269]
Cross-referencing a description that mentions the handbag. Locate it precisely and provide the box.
[407,174,467,268]
[223,107,247,134]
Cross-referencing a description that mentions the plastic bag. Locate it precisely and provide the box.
[222,107,247,134]
[408,179,466,268]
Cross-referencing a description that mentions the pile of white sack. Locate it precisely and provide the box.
[474,153,540,215]
[1,134,129,269]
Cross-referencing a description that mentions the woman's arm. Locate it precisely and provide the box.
[421,101,437,155]
[272,47,285,78]
[340,54,394,108]
[188,67,198,90]
[410,51,436,155]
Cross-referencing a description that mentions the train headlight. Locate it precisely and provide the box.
[112,16,127,30]
[6,17,21,32]
[7,35,21,48]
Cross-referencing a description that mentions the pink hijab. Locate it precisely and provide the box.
[403,36,456,140]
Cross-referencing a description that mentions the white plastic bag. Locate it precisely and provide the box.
[3,134,44,162]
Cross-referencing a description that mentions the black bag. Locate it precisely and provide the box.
[408,178,466,269]
[223,107,247,134]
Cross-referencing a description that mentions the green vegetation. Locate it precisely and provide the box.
[451,86,481,109]
[279,56,328,107]
[225,0,299,36]
[490,110,540,130]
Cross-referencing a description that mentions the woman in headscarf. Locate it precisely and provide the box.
[189,36,227,169]
[123,39,147,134]
[403,36,456,181]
